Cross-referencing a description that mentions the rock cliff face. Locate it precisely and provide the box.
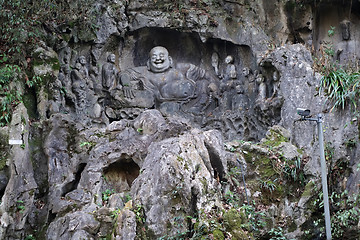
[1,0,360,239]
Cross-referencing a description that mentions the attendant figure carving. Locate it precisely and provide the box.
[335,20,356,65]
[256,73,266,102]
[78,56,89,79]
[242,67,250,79]
[47,78,66,117]
[225,55,237,80]
[271,70,280,98]
[59,65,76,106]
[211,52,220,77]
[90,66,101,94]
[220,55,238,109]
[71,62,87,114]
[102,54,118,91]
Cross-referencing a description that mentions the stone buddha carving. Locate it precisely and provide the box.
[117,46,218,115]
[142,46,196,102]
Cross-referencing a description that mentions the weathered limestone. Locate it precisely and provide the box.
[0,103,37,240]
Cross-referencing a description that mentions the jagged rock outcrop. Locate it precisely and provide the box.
[0,103,37,240]
[41,109,230,239]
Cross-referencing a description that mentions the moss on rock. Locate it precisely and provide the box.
[301,180,315,198]
[0,156,7,171]
[222,209,250,240]
[231,229,249,240]
[262,127,290,148]
[223,208,246,231]
[212,229,225,240]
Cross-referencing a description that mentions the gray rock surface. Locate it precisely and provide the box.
[131,128,226,237]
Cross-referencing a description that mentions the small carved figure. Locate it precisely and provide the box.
[47,78,66,117]
[219,55,238,109]
[59,47,71,65]
[78,56,89,78]
[256,74,266,102]
[232,87,249,111]
[211,52,220,76]
[90,66,101,94]
[71,62,87,113]
[220,55,237,92]
[242,67,250,78]
[255,71,284,116]
[59,65,76,105]
[340,20,350,41]
[102,54,118,91]
[225,55,237,80]
[271,70,280,98]
[74,56,93,90]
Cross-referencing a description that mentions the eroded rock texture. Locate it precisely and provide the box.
[1,0,360,239]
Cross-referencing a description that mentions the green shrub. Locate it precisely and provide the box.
[0,64,22,126]
[320,68,360,111]
[311,190,360,238]
[102,189,115,203]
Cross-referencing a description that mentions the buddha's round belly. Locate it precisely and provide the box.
[160,80,195,100]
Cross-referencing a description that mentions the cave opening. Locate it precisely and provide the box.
[103,159,140,192]
[204,142,226,183]
[0,168,9,201]
[23,85,39,120]
[61,163,87,197]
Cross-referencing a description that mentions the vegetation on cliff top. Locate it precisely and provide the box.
[0,0,98,125]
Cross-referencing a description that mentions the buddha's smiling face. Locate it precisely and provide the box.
[108,54,116,63]
[149,47,171,73]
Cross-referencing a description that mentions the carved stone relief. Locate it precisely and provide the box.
[53,29,282,140]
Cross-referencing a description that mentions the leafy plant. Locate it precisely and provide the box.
[123,193,132,203]
[260,179,277,193]
[24,234,36,240]
[27,75,41,88]
[224,166,248,207]
[320,68,360,111]
[102,189,115,203]
[269,227,289,240]
[240,204,266,233]
[79,141,95,147]
[133,204,145,224]
[311,190,360,238]
[344,138,356,148]
[0,64,22,126]
[111,208,122,220]
[327,26,335,37]
[323,44,334,57]
[282,157,305,185]
[325,142,334,162]
[224,190,240,206]
[0,0,98,59]
[16,200,25,213]
[330,191,360,238]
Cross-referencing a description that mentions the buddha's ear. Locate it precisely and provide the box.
[146,60,151,71]
[169,56,173,68]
